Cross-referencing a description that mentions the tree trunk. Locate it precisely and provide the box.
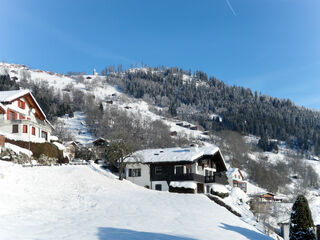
[118,164,124,180]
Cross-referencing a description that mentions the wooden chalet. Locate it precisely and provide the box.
[125,145,228,194]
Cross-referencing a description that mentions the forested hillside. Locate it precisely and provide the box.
[104,66,320,155]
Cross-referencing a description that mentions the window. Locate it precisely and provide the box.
[23,125,28,133]
[12,112,18,120]
[12,125,18,133]
[174,165,184,175]
[32,127,35,135]
[19,114,25,120]
[155,184,162,191]
[7,110,18,120]
[41,131,48,140]
[155,166,162,175]
[186,164,192,174]
[128,168,141,177]
[18,100,25,109]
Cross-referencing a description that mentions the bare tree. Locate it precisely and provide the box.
[105,139,137,180]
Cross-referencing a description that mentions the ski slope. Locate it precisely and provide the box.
[0,161,272,240]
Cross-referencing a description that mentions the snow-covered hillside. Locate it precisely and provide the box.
[0,62,209,142]
[0,161,272,240]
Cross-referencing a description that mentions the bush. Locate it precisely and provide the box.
[169,186,195,194]
[211,190,229,198]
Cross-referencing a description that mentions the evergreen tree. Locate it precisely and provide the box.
[290,195,316,240]
[258,131,269,151]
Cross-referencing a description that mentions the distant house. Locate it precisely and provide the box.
[226,168,247,192]
[249,192,284,203]
[64,141,79,160]
[0,90,53,142]
[125,145,228,194]
[92,137,108,160]
[170,131,177,136]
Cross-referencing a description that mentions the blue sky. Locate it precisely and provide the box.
[0,0,319,109]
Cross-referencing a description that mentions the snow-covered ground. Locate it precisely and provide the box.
[59,111,95,145]
[0,161,273,240]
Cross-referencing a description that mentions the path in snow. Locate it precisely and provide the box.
[61,111,95,144]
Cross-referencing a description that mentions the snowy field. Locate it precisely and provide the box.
[0,161,273,240]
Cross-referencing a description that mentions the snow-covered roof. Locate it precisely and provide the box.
[0,89,48,122]
[0,103,6,111]
[0,89,30,102]
[127,145,222,164]
[226,168,244,179]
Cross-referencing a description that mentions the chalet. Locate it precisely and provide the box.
[125,145,228,194]
[0,90,53,142]
[64,141,79,160]
[226,168,247,192]
[249,192,284,203]
[92,137,109,160]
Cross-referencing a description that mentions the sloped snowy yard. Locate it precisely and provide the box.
[0,161,273,240]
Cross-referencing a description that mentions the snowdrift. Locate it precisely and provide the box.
[0,161,273,240]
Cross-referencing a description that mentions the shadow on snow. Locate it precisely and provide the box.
[97,227,198,240]
[219,223,273,240]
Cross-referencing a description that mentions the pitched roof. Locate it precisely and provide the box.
[0,103,6,113]
[0,89,30,102]
[226,168,244,179]
[127,145,226,166]
[0,89,47,120]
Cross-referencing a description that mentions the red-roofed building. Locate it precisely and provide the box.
[0,90,53,141]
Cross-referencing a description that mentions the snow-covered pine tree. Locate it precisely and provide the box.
[289,195,316,240]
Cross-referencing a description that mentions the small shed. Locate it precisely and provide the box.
[278,219,290,240]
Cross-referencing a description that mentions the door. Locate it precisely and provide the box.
[197,183,204,193]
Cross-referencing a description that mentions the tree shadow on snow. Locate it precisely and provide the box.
[219,223,273,240]
[97,227,198,240]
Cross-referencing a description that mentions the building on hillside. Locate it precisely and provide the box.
[226,168,247,192]
[64,141,79,160]
[249,192,285,203]
[125,145,228,194]
[0,90,53,142]
[92,137,109,161]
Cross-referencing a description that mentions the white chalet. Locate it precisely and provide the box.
[226,168,247,192]
[125,145,228,194]
[0,90,53,142]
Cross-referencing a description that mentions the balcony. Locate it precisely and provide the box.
[0,119,50,130]
[170,173,205,182]
[204,175,215,183]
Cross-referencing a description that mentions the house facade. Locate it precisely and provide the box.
[125,145,228,194]
[226,168,247,192]
[0,90,53,142]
